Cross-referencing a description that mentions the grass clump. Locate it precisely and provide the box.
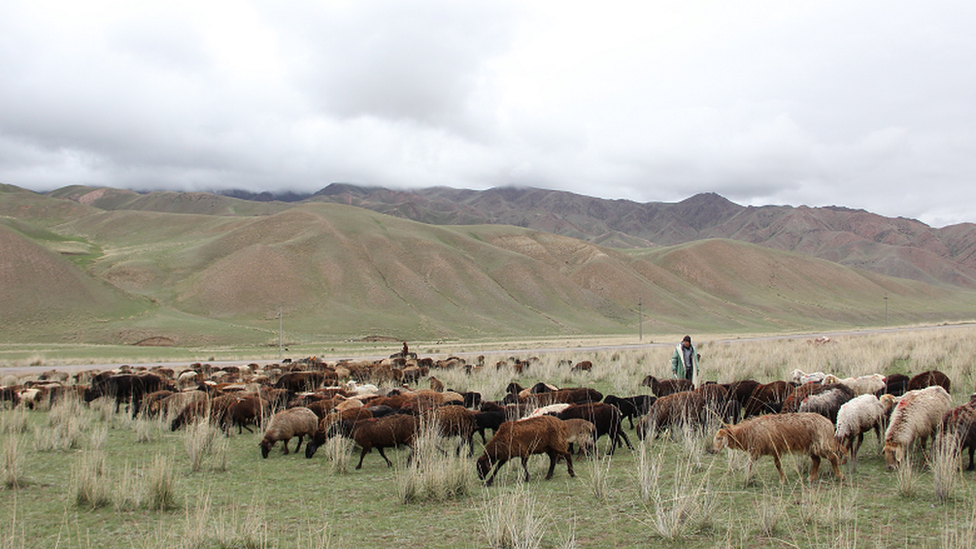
[1,435,26,489]
[70,450,111,509]
[396,419,475,503]
[145,454,179,511]
[481,483,548,549]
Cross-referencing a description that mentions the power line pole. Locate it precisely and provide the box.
[278,305,283,359]
[638,297,643,341]
[884,293,888,327]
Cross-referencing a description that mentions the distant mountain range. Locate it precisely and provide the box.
[3,182,975,345]
[178,184,976,289]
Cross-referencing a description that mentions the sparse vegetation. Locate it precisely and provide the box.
[2,326,976,547]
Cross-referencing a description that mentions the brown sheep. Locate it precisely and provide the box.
[260,407,319,458]
[940,401,976,470]
[641,375,692,397]
[780,382,827,414]
[562,418,596,457]
[743,380,793,418]
[709,412,847,484]
[555,403,632,454]
[425,405,477,456]
[326,414,420,469]
[304,407,375,458]
[907,370,951,393]
[476,415,575,486]
[223,395,270,435]
[637,390,705,440]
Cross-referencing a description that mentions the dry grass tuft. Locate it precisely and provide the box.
[481,483,549,549]
[1,435,26,489]
[70,450,111,509]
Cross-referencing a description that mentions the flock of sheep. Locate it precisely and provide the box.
[3,355,975,487]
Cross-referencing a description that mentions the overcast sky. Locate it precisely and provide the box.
[2,1,975,227]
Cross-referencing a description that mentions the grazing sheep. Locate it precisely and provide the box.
[260,407,319,458]
[709,412,847,484]
[223,395,270,435]
[724,379,761,419]
[603,394,656,429]
[821,374,886,396]
[637,390,705,440]
[907,370,951,393]
[940,401,976,470]
[476,415,575,486]
[520,388,603,408]
[834,394,887,461]
[798,384,855,424]
[883,386,953,470]
[881,374,910,396]
[743,380,793,418]
[556,403,632,454]
[571,360,593,373]
[325,414,419,469]
[426,405,477,456]
[562,418,597,457]
[304,407,374,458]
[640,375,692,397]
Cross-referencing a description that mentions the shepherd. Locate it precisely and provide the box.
[671,335,700,388]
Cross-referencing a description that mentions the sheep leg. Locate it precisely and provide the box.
[618,429,634,451]
[968,445,975,471]
[484,459,505,487]
[772,455,787,484]
[828,454,845,481]
[544,450,559,480]
[521,457,531,482]
[282,439,290,455]
[809,455,821,482]
[853,433,863,460]
[355,447,372,470]
[564,449,575,477]
[377,447,395,467]
[294,435,304,454]
[627,414,635,430]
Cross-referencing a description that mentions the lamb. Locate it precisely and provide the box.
[834,394,887,461]
[798,384,855,424]
[603,394,656,429]
[640,375,692,397]
[791,369,827,385]
[883,385,953,470]
[476,415,575,486]
[473,410,507,444]
[821,374,886,396]
[709,412,847,484]
[907,370,951,393]
[562,418,597,457]
[940,401,976,470]
[259,407,319,458]
[637,390,705,440]
[324,414,419,469]
[555,403,632,454]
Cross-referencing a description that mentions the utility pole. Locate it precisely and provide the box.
[638,297,643,341]
[278,305,283,359]
[884,293,888,327]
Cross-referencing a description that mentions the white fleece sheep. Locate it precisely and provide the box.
[822,373,886,396]
[834,394,887,460]
[525,403,572,418]
[791,369,827,384]
[883,385,953,470]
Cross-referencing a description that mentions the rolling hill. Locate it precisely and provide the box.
[2,183,976,345]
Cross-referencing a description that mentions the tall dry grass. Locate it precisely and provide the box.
[395,417,476,503]
[1,435,25,489]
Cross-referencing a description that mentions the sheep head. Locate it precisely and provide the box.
[708,428,732,454]
[883,442,905,471]
[476,455,493,481]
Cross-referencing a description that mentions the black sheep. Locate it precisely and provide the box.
[603,394,656,429]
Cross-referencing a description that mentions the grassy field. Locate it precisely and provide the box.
[3,326,976,548]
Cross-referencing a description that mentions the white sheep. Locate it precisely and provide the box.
[791,369,827,385]
[834,394,887,461]
[260,407,319,458]
[883,385,953,470]
[822,373,886,396]
[525,403,571,419]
